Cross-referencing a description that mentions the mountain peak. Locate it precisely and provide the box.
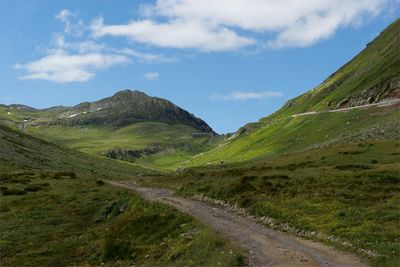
[113,89,146,96]
[61,90,216,133]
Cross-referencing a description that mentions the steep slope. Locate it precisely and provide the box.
[1,90,220,168]
[277,18,399,116]
[184,19,400,166]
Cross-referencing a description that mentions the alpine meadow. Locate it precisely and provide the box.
[0,1,399,267]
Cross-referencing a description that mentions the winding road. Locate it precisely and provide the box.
[108,180,367,267]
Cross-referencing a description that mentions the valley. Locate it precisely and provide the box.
[1,15,399,267]
[0,90,221,169]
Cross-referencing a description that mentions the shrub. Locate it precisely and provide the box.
[24,183,50,192]
[53,171,77,179]
[240,176,258,184]
[262,174,289,180]
[1,188,26,196]
[96,180,105,186]
[335,164,372,170]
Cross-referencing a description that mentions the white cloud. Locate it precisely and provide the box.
[53,35,105,53]
[116,48,176,63]
[91,17,254,52]
[14,9,176,83]
[90,0,391,50]
[212,91,283,101]
[55,9,73,22]
[55,9,84,36]
[144,72,159,81]
[14,51,129,83]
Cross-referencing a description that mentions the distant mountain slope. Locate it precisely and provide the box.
[0,90,219,168]
[0,123,151,177]
[50,90,214,133]
[2,90,214,132]
[183,19,400,166]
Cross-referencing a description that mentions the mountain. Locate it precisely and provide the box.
[0,90,220,168]
[183,19,400,166]
[45,90,214,133]
[3,90,213,132]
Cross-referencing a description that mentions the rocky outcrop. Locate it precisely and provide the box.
[228,122,261,140]
[105,144,169,162]
[336,80,400,108]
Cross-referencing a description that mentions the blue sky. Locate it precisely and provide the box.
[0,0,398,133]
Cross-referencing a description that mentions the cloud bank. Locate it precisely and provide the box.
[91,0,391,51]
[15,1,395,83]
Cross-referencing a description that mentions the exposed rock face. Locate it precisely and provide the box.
[105,144,168,162]
[57,90,215,133]
[336,80,400,108]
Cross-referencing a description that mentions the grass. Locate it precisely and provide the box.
[143,140,400,267]
[0,171,242,266]
[23,122,222,169]
[183,104,400,166]
[0,123,155,177]
[0,123,243,266]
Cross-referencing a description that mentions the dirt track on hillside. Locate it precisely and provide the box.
[292,98,400,118]
[108,180,367,267]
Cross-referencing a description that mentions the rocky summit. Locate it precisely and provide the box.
[50,90,215,133]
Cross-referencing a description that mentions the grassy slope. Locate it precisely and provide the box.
[277,18,399,115]
[183,19,399,166]
[145,139,400,267]
[1,104,221,169]
[184,104,400,166]
[0,124,242,266]
[0,123,155,177]
[25,122,221,169]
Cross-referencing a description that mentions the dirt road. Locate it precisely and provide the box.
[292,98,400,118]
[108,181,367,267]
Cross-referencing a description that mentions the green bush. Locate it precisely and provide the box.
[1,188,26,196]
[24,183,50,192]
[53,171,77,179]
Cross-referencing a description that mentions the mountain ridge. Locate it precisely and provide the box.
[3,89,215,134]
[182,19,400,166]
[0,90,221,168]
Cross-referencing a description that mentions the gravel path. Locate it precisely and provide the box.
[108,180,367,267]
[292,98,400,118]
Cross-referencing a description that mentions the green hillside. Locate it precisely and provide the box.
[0,123,153,177]
[183,19,400,166]
[1,90,221,169]
[146,139,400,266]
[0,123,242,266]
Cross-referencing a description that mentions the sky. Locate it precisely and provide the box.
[0,0,398,133]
